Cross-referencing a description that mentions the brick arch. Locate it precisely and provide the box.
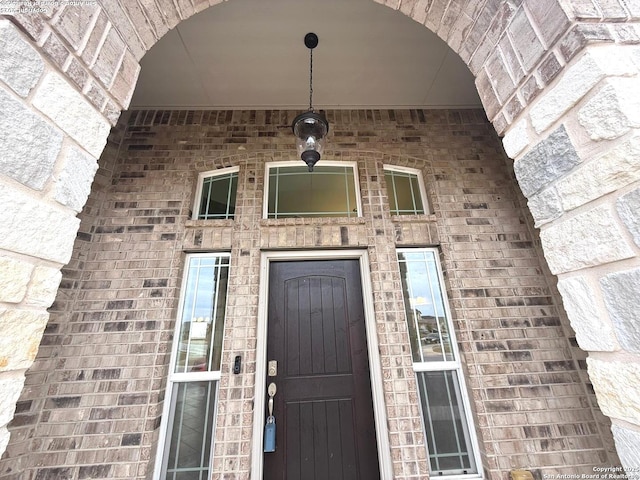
[1,0,640,475]
[2,0,579,131]
[5,1,634,127]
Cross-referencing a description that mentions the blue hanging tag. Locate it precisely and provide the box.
[264,415,276,452]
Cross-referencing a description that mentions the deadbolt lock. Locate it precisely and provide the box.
[268,360,277,377]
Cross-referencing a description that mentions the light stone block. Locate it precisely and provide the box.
[0,376,25,426]
[617,188,640,248]
[540,205,635,274]
[527,187,563,227]
[0,256,34,304]
[0,20,44,97]
[587,358,640,426]
[25,266,62,308]
[557,133,640,211]
[556,276,617,351]
[530,46,637,134]
[0,183,80,264]
[502,118,529,158]
[632,45,640,70]
[514,125,581,198]
[612,425,640,470]
[600,268,640,354]
[0,427,8,460]
[54,146,99,212]
[0,308,49,371]
[578,79,640,140]
[0,88,63,190]
[33,72,111,158]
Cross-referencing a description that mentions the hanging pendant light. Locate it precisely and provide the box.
[292,33,329,172]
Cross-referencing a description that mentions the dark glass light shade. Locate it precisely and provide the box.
[292,111,329,171]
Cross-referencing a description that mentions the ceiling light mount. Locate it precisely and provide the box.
[304,32,318,49]
[292,32,329,172]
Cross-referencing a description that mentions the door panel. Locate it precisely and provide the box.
[264,260,380,480]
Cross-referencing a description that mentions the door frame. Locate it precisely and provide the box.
[250,249,393,480]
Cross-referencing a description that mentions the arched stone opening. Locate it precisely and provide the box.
[0,1,638,478]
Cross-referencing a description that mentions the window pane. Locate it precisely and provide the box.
[385,170,424,215]
[176,256,229,373]
[165,381,218,480]
[410,176,424,212]
[417,371,477,475]
[398,251,454,362]
[267,165,357,218]
[198,173,237,219]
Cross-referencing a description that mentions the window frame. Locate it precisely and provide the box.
[396,247,482,479]
[192,166,239,220]
[383,164,429,215]
[263,161,362,219]
[153,252,231,480]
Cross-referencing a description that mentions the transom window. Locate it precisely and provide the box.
[194,167,239,220]
[155,253,230,480]
[384,165,427,215]
[397,248,481,477]
[265,162,361,219]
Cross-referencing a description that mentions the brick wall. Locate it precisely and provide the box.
[0,108,618,480]
[0,0,639,473]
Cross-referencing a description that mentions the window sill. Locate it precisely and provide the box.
[260,217,367,227]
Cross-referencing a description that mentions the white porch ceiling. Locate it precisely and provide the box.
[130,0,482,110]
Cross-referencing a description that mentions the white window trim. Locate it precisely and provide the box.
[262,161,362,219]
[169,371,221,383]
[397,247,483,479]
[251,249,393,480]
[192,166,240,220]
[152,252,231,480]
[383,164,429,215]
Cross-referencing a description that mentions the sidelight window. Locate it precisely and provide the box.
[155,253,230,480]
[384,165,427,215]
[265,162,360,219]
[194,167,238,220]
[397,248,481,477]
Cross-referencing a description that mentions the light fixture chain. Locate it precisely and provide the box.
[309,47,313,111]
[293,33,327,172]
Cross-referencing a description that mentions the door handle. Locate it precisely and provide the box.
[264,382,277,453]
[267,382,277,417]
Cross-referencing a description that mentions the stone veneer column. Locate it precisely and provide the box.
[0,8,136,458]
[0,21,95,454]
[502,44,640,467]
